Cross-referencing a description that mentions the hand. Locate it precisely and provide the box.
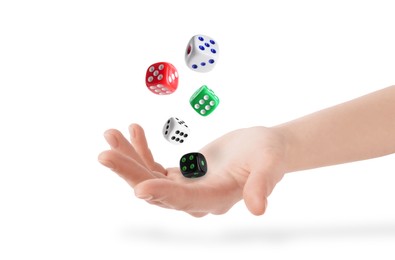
[98,124,287,217]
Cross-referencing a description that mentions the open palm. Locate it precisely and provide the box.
[98,123,286,217]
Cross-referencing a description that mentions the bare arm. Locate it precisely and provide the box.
[276,85,395,173]
[99,85,395,216]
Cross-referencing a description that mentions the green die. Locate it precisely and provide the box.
[189,85,219,116]
[179,152,207,178]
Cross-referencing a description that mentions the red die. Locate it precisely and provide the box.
[145,62,179,95]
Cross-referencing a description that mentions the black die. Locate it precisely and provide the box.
[179,152,207,178]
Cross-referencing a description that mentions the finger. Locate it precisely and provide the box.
[146,200,172,209]
[243,163,282,216]
[134,179,230,213]
[129,124,165,173]
[188,212,208,218]
[104,129,148,168]
[98,150,159,187]
[144,199,208,217]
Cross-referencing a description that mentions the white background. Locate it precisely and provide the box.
[1,0,395,259]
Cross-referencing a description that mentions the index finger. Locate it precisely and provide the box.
[129,123,166,173]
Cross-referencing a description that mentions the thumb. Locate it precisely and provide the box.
[243,170,269,216]
[243,164,281,216]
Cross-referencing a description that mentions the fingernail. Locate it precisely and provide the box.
[104,132,118,148]
[99,159,115,170]
[136,193,153,201]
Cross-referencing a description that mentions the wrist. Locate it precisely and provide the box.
[271,124,299,174]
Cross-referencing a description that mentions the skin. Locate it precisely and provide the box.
[98,85,395,217]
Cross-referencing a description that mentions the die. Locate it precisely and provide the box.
[189,85,220,116]
[162,117,190,144]
[145,62,179,95]
[179,152,207,178]
[185,35,219,73]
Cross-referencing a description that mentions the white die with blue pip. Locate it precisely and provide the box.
[185,34,219,73]
[162,117,190,144]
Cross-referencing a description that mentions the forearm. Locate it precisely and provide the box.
[275,85,395,173]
